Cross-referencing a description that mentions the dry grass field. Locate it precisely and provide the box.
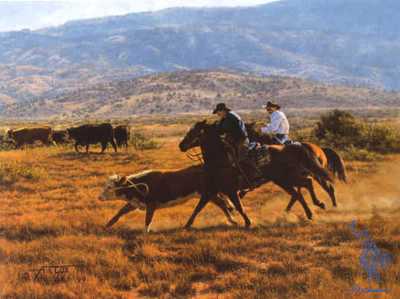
[0,121,399,299]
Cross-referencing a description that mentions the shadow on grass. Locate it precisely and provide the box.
[115,224,254,241]
[53,150,138,162]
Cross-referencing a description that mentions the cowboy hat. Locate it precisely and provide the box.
[262,101,281,110]
[213,103,231,114]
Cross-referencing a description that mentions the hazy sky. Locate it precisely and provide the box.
[0,0,278,32]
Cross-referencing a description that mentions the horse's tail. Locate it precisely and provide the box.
[322,147,347,183]
[297,145,333,183]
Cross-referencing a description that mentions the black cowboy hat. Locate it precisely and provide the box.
[263,101,281,110]
[213,103,231,114]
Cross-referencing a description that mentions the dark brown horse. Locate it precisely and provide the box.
[179,120,333,225]
[246,123,347,209]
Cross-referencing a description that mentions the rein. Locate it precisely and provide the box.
[185,148,204,165]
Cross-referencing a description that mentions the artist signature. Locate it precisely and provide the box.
[349,220,393,293]
[18,264,86,284]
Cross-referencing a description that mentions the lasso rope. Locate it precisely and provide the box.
[113,179,150,198]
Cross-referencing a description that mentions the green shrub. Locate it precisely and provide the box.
[313,109,400,155]
[130,132,162,150]
[314,110,364,148]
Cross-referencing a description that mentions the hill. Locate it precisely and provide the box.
[1,0,400,108]
[2,70,399,119]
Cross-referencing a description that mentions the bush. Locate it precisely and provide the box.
[361,124,400,154]
[130,132,162,150]
[341,145,381,162]
[314,110,364,148]
[313,109,400,155]
[0,162,47,185]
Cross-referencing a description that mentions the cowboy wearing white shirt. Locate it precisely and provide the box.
[261,101,290,144]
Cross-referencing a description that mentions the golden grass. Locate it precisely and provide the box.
[0,124,399,298]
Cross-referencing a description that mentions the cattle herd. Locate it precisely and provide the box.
[2,123,130,152]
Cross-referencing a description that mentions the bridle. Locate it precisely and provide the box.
[183,134,204,165]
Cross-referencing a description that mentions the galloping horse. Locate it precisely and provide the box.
[246,123,347,209]
[179,120,333,226]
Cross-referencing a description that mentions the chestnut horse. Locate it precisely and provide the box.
[246,123,347,209]
[179,120,333,225]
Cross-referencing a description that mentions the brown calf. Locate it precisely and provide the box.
[98,166,237,232]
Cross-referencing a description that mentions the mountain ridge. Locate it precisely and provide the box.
[0,0,399,110]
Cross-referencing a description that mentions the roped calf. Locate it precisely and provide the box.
[98,165,237,232]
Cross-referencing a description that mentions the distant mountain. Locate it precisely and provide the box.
[1,0,400,108]
[2,70,399,119]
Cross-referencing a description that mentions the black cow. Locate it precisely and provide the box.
[114,125,130,149]
[7,127,54,148]
[52,130,69,145]
[67,123,117,153]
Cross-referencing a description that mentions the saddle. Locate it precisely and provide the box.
[248,142,271,168]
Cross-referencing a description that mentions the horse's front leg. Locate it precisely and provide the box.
[106,203,137,228]
[227,192,251,228]
[184,194,212,229]
[277,182,313,220]
[301,178,325,209]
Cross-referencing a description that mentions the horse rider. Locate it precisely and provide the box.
[213,103,263,189]
[261,101,290,145]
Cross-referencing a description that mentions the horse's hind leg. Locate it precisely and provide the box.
[318,178,337,207]
[300,178,325,210]
[212,195,238,226]
[227,192,251,228]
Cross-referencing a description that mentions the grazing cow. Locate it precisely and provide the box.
[98,166,238,232]
[52,130,69,145]
[67,123,117,153]
[7,127,53,148]
[114,125,130,149]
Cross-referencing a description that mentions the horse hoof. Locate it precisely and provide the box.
[319,203,326,210]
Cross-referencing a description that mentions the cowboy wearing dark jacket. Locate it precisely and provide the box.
[214,103,248,149]
[213,103,262,191]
